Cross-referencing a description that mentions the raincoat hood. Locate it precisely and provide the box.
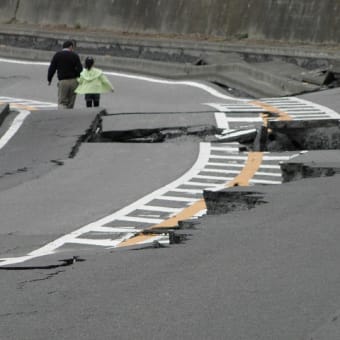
[81,68,103,81]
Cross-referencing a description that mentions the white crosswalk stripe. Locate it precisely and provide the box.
[261,97,340,119]
[138,205,182,213]
[208,97,340,135]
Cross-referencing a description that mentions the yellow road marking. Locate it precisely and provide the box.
[117,151,264,247]
[226,152,264,187]
[251,100,292,124]
[151,199,207,229]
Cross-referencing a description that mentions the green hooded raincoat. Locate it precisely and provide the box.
[75,68,114,94]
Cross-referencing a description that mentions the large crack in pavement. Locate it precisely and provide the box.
[95,113,340,251]
[201,118,340,216]
[0,108,104,191]
[2,103,340,267]
[99,124,221,143]
[110,114,340,230]
[0,256,85,271]
[0,256,85,289]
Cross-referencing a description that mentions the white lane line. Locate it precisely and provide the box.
[0,110,30,150]
[210,143,240,148]
[138,205,182,213]
[218,128,257,136]
[262,157,296,161]
[258,164,281,169]
[90,226,141,233]
[283,109,323,113]
[70,238,126,247]
[0,58,49,66]
[215,117,263,122]
[210,146,240,152]
[27,104,57,108]
[214,112,230,129]
[206,103,263,112]
[210,155,247,160]
[254,171,282,177]
[116,216,164,224]
[0,57,247,102]
[250,179,282,184]
[262,97,340,119]
[105,71,246,101]
[139,214,162,218]
[156,196,199,203]
[195,174,234,181]
[0,228,137,265]
[0,98,25,102]
[178,181,218,188]
[171,188,203,194]
[207,162,244,168]
[201,168,240,174]
[267,104,308,107]
[210,154,248,160]
[293,97,340,118]
[221,109,264,112]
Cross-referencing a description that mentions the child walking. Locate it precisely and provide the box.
[75,56,114,107]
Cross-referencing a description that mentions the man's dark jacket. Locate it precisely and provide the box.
[48,49,83,82]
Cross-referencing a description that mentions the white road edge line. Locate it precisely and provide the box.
[0,110,30,150]
[0,142,212,266]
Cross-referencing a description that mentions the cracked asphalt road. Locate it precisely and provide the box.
[2,57,340,339]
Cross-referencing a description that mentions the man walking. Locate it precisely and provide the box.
[47,40,83,109]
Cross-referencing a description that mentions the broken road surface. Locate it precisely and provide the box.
[2,57,340,339]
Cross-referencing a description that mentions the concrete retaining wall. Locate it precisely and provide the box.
[1,0,340,43]
[0,0,18,23]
